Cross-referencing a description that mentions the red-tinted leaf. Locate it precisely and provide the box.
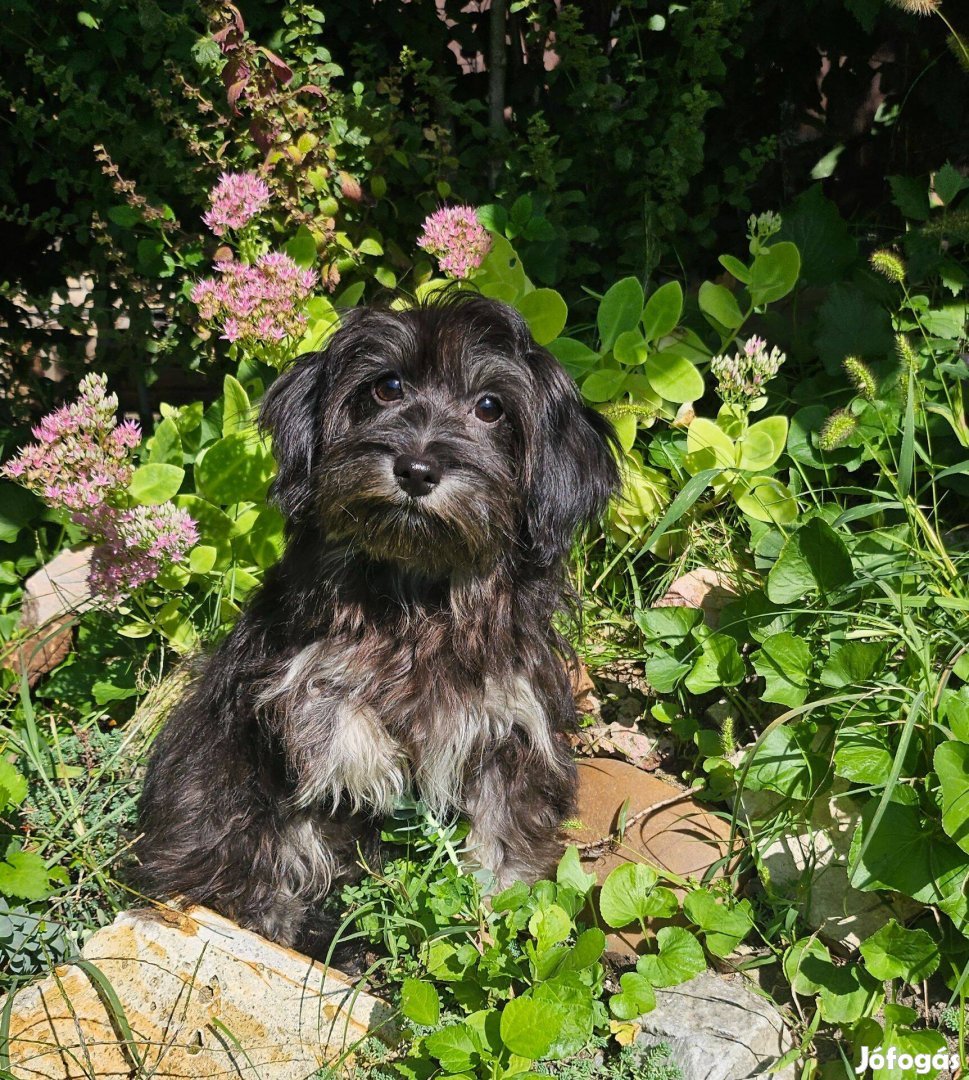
[259,47,293,84]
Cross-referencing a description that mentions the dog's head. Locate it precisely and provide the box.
[260,294,618,574]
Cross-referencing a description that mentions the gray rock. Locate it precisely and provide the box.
[637,971,796,1080]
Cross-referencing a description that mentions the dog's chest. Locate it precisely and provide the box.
[259,637,556,816]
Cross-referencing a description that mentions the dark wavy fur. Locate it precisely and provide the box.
[134,294,618,947]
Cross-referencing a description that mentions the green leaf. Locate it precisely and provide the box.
[859,920,939,983]
[222,375,252,435]
[285,224,317,268]
[717,255,751,284]
[889,175,930,221]
[766,518,854,604]
[581,369,627,403]
[561,928,606,971]
[733,476,798,525]
[148,417,182,465]
[935,162,969,206]
[684,633,745,694]
[685,418,735,471]
[247,506,286,570]
[599,862,659,927]
[548,337,600,378]
[529,904,572,950]
[476,235,528,303]
[683,891,753,958]
[743,725,824,801]
[188,545,217,575]
[557,845,595,895]
[0,847,53,900]
[751,632,812,707]
[635,926,705,987]
[401,978,441,1026]
[0,760,28,810]
[196,433,275,505]
[424,1023,481,1072]
[819,641,886,688]
[833,725,894,785]
[737,416,788,471]
[748,242,801,305]
[357,237,384,256]
[609,972,656,1019]
[848,794,969,903]
[128,463,185,505]
[598,278,645,352]
[698,282,744,330]
[174,496,234,566]
[614,330,649,367]
[936,742,969,855]
[644,351,705,403]
[106,205,140,227]
[517,288,567,346]
[777,185,857,287]
[77,11,100,29]
[641,281,683,342]
[499,998,569,1060]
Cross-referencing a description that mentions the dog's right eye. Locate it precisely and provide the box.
[372,374,404,403]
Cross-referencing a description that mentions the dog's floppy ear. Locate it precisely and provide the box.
[259,350,328,522]
[524,347,620,566]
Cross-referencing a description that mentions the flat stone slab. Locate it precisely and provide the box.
[637,971,795,1080]
[2,905,396,1079]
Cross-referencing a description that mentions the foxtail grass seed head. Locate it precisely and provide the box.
[843,355,878,401]
[818,409,858,451]
[895,334,920,379]
[886,0,940,14]
[870,249,906,283]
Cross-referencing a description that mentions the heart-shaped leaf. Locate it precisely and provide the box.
[636,926,706,987]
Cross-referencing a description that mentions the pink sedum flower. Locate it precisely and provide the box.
[191,251,317,345]
[417,205,492,280]
[2,373,198,602]
[202,171,271,236]
[710,335,786,403]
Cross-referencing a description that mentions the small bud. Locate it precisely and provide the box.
[818,409,858,451]
[843,355,878,401]
[870,249,906,283]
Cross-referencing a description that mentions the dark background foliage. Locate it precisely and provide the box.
[1,0,966,423]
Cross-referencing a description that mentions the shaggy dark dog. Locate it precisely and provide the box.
[135,293,618,947]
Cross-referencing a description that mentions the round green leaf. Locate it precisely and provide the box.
[581,368,627,403]
[613,329,648,367]
[188,545,217,575]
[476,234,528,302]
[859,920,939,983]
[248,506,286,569]
[935,742,969,855]
[635,926,706,988]
[767,518,854,603]
[698,281,744,329]
[737,416,788,471]
[751,631,812,707]
[222,374,253,435]
[683,890,754,958]
[609,972,656,1019]
[128,463,185,505]
[644,351,704,403]
[548,337,600,378]
[528,903,572,949]
[284,224,318,269]
[685,418,736,470]
[196,433,275,505]
[517,288,568,346]
[733,476,798,525]
[424,1023,481,1073]
[148,417,182,465]
[599,861,658,927]
[749,242,801,305]
[598,277,644,352]
[641,280,683,342]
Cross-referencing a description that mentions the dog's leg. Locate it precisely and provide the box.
[463,736,577,890]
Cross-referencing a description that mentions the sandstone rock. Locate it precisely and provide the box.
[569,759,740,955]
[654,568,738,629]
[2,905,396,1079]
[637,970,796,1080]
[7,548,93,684]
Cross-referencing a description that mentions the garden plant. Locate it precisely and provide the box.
[1,2,968,1079]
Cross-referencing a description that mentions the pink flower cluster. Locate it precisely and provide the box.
[417,206,492,279]
[85,504,199,599]
[191,252,317,343]
[202,171,271,236]
[2,374,198,602]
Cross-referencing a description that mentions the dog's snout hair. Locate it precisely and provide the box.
[134,292,619,950]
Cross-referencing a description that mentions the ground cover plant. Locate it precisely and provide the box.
[0,3,968,1079]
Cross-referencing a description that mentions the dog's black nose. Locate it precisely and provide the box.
[393,453,442,497]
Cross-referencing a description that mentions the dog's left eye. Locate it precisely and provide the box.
[473,395,503,423]
[372,374,404,403]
